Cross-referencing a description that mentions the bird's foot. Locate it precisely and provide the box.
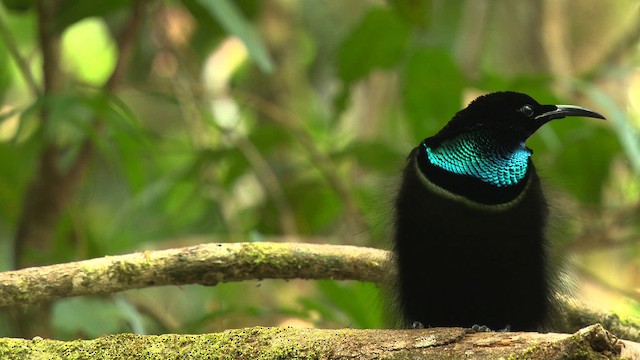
[412,321,425,329]
[471,324,491,332]
[471,324,511,332]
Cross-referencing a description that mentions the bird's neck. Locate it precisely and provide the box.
[417,131,532,205]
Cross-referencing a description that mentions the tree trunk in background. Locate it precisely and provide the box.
[10,0,66,339]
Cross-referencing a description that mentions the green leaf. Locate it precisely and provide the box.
[39,93,94,145]
[401,48,464,141]
[337,7,410,83]
[61,17,117,86]
[195,0,273,73]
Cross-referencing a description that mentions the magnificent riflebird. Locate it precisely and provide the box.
[393,91,605,331]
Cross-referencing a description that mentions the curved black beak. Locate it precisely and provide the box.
[535,105,606,121]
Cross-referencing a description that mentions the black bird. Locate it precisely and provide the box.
[393,91,605,331]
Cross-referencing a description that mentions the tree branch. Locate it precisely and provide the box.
[0,324,636,359]
[0,242,388,308]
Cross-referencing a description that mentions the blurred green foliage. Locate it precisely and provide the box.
[0,0,638,339]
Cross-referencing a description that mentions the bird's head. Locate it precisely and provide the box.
[429,91,605,146]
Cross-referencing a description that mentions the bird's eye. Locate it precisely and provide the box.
[520,104,534,117]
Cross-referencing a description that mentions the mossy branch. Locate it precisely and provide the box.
[0,242,387,308]
[0,324,637,359]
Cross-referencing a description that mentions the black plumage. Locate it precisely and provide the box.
[393,91,605,331]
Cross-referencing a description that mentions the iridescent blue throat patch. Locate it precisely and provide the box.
[423,132,531,187]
